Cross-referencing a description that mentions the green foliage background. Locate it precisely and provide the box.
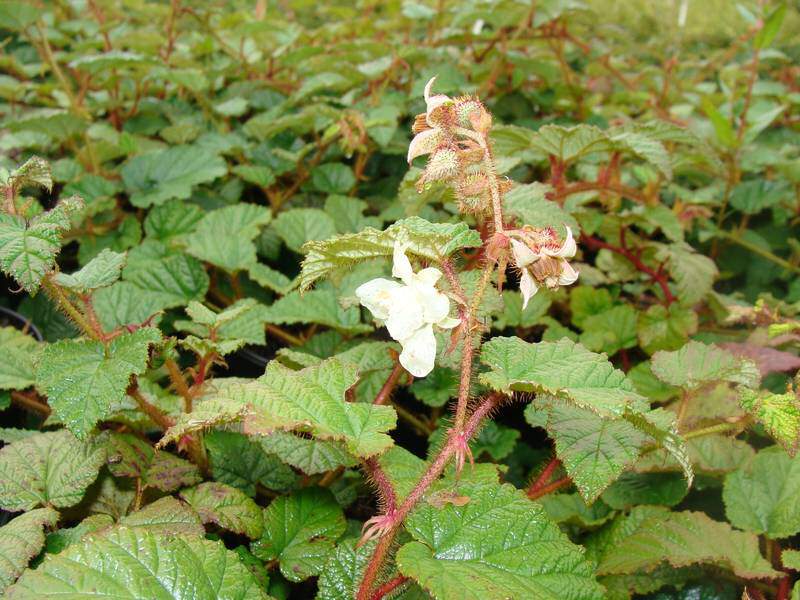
[0,0,798,599]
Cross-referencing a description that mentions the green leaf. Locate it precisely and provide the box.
[480,336,645,416]
[0,327,40,390]
[8,156,52,193]
[601,472,688,509]
[92,281,166,330]
[493,289,553,329]
[657,242,718,306]
[430,418,519,461]
[0,430,105,511]
[533,398,648,502]
[121,145,228,207]
[36,328,162,439]
[143,200,204,241]
[578,305,638,356]
[310,163,356,194]
[263,288,371,334]
[251,488,346,583]
[7,528,269,599]
[53,248,125,291]
[233,164,275,187]
[107,433,201,492]
[232,358,397,458]
[701,98,736,148]
[299,216,480,291]
[272,208,338,253]
[637,304,698,355]
[723,446,800,539]
[741,390,800,456]
[396,479,604,600]
[324,195,381,234]
[0,196,83,293]
[120,496,205,537]
[45,514,115,555]
[258,431,356,475]
[124,242,209,308]
[539,493,614,528]
[0,2,39,30]
[317,538,376,600]
[586,506,778,579]
[569,287,614,328]
[0,507,58,592]
[205,431,297,496]
[410,366,459,407]
[622,407,694,487]
[181,482,263,539]
[157,398,253,450]
[528,124,614,163]
[503,182,579,235]
[651,341,759,389]
[754,3,786,49]
[248,263,296,294]
[185,204,272,273]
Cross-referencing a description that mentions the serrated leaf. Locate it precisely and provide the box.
[107,433,201,492]
[205,431,297,496]
[533,398,648,502]
[396,479,604,600]
[324,195,381,234]
[251,488,346,582]
[586,506,778,579]
[120,496,204,537]
[637,434,754,475]
[0,196,83,293]
[273,208,337,253]
[723,446,800,539]
[54,248,125,291]
[529,124,614,163]
[480,336,644,416]
[310,163,356,194]
[317,538,376,600]
[45,514,115,555]
[258,431,356,475]
[8,156,52,192]
[157,398,253,449]
[637,303,697,355]
[503,182,579,235]
[622,407,694,487]
[0,430,105,511]
[143,200,204,241]
[181,482,263,539]
[248,262,296,294]
[121,145,228,207]
[601,471,688,509]
[185,204,272,273]
[651,340,759,389]
[36,328,162,439]
[92,281,166,330]
[234,359,397,458]
[0,507,58,592]
[656,242,718,306]
[7,528,269,599]
[0,327,40,390]
[299,217,480,291]
[263,288,371,334]
[741,389,800,455]
[579,305,638,356]
[540,493,614,528]
[124,242,209,308]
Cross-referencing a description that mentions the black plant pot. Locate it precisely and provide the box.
[0,305,44,342]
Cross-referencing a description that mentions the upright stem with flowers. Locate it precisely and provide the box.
[354,79,580,600]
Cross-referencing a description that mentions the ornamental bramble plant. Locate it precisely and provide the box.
[0,1,799,599]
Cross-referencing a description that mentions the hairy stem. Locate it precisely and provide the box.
[526,457,561,499]
[373,360,406,406]
[42,276,103,341]
[369,576,409,600]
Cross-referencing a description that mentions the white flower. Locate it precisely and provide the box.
[407,77,452,164]
[356,242,459,377]
[511,226,579,309]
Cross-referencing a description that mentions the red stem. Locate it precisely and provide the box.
[528,476,571,501]
[582,233,676,305]
[369,576,408,600]
[363,457,397,514]
[547,181,648,204]
[374,360,405,406]
[526,457,560,498]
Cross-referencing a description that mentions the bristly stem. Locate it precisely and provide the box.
[373,359,406,406]
[356,393,506,599]
[526,457,561,499]
[369,576,409,600]
[42,276,103,342]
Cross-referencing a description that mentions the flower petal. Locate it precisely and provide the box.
[399,324,437,377]
[437,316,461,330]
[407,128,440,164]
[557,259,580,286]
[556,226,577,258]
[414,267,442,287]
[392,242,414,284]
[423,77,451,119]
[519,268,539,309]
[417,285,451,324]
[511,238,539,268]
[384,286,425,342]
[356,278,403,321]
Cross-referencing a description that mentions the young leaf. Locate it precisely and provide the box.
[7,156,52,193]
[121,145,228,207]
[723,446,800,539]
[740,389,800,455]
[107,433,201,492]
[6,528,269,599]
[143,200,204,241]
[0,430,105,511]
[480,336,645,416]
[656,242,718,306]
[120,496,204,537]
[258,431,357,476]
[0,196,83,293]
[123,242,209,308]
[396,479,605,600]
[0,507,58,592]
[636,304,698,355]
[263,288,371,334]
[0,327,41,390]
[272,208,337,253]
[181,482,264,540]
[299,216,481,291]
[185,203,272,273]
[585,506,778,579]
[53,248,126,291]
[36,328,162,439]
[251,488,346,583]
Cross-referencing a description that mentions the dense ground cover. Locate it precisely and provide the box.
[0,1,799,598]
